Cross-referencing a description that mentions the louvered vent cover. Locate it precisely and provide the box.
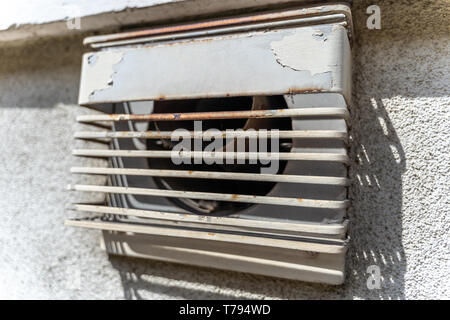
[67,3,353,284]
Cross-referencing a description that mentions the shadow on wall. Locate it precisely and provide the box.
[341,0,447,299]
[108,255,347,300]
[346,86,406,300]
[110,257,266,300]
[0,36,85,109]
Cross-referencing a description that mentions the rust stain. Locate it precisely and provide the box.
[297,198,303,202]
[287,87,326,94]
[85,6,338,46]
[139,36,216,49]
[107,108,298,122]
[231,194,239,199]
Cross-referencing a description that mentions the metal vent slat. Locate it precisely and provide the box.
[65,219,346,253]
[71,167,349,185]
[67,184,349,209]
[70,204,347,235]
[76,108,349,123]
[89,15,348,49]
[74,130,348,140]
[69,205,346,241]
[84,4,353,48]
[72,149,349,163]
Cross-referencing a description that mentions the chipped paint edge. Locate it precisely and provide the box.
[79,51,124,104]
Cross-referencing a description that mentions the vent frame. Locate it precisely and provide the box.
[68,3,353,285]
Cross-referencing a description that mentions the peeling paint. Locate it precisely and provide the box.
[79,51,123,103]
[78,18,349,104]
[312,30,324,40]
[87,53,97,65]
[270,26,340,76]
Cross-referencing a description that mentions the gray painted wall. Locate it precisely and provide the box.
[0,0,448,299]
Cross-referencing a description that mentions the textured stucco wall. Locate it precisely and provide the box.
[0,0,448,299]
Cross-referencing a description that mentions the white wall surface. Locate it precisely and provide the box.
[0,0,312,42]
[0,0,448,299]
[0,0,170,29]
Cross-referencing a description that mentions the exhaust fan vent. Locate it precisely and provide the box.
[67,3,353,284]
